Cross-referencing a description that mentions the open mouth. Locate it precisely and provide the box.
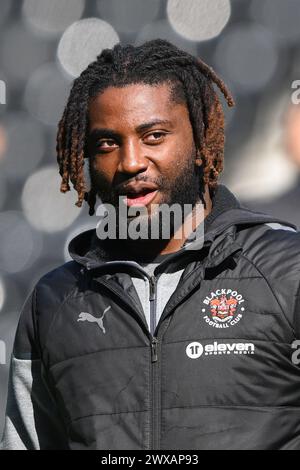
[123,189,158,207]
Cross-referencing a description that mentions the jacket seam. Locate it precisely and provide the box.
[67,404,300,426]
[161,404,300,411]
[12,354,41,361]
[239,253,295,335]
[32,287,40,360]
[226,208,297,227]
[206,276,263,279]
[68,408,149,425]
[9,356,41,361]
[49,344,149,369]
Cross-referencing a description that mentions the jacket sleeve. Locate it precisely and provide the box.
[1,289,68,450]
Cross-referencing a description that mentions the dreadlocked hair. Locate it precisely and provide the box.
[56,39,235,215]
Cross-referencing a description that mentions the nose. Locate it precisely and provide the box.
[118,139,149,175]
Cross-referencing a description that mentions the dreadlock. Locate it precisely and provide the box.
[56,39,235,216]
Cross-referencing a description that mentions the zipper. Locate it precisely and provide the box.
[151,337,158,363]
[149,324,161,451]
[151,335,160,450]
[149,275,157,337]
[149,320,172,451]
[148,275,160,449]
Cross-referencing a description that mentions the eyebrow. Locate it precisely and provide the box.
[89,119,173,140]
[135,119,173,133]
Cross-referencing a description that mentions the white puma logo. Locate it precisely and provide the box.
[77,306,111,334]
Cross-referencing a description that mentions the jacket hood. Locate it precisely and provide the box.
[68,184,297,270]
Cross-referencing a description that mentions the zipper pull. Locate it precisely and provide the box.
[151,337,158,362]
[149,275,156,301]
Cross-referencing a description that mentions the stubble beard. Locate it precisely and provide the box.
[89,149,204,241]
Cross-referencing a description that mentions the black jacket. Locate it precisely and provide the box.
[2,184,300,450]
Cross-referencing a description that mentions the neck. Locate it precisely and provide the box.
[123,185,213,259]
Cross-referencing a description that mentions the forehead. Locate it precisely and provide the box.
[88,82,188,128]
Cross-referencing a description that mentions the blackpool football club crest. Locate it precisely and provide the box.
[202,289,246,328]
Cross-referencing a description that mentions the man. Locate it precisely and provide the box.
[2,39,300,450]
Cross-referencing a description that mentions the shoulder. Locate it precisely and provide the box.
[14,261,84,359]
[235,222,300,332]
[34,260,85,336]
[238,222,300,276]
[35,260,83,309]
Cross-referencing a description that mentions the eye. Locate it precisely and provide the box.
[96,140,118,151]
[144,131,166,143]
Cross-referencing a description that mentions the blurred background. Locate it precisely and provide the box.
[0,0,300,438]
